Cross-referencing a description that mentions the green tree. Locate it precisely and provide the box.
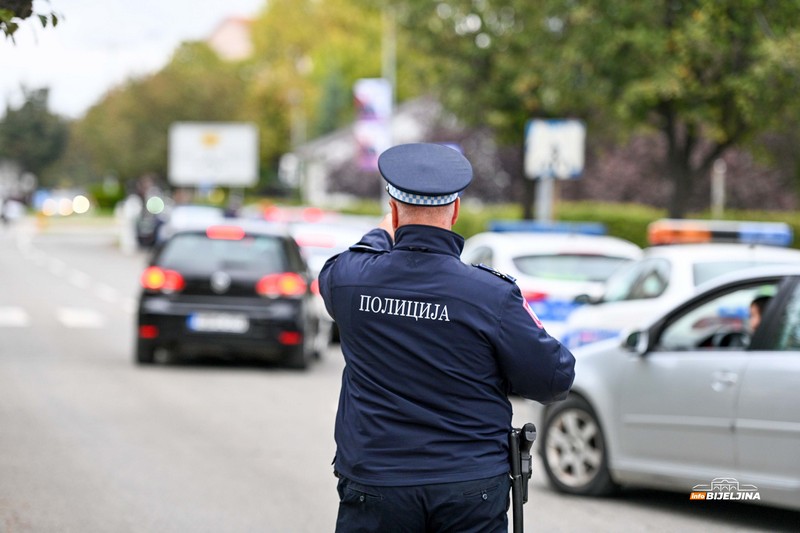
[0,88,68,184]
[248,0,426,143]
[240,0,391,185]
[389,0,800,218]
[74,42,248,183]
[1,0,58,40]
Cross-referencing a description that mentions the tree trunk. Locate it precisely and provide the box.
[667,154,693,219]
[662,110,696,219]
[522,177,535,219]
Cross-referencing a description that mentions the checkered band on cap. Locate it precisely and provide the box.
[386,184,460,206]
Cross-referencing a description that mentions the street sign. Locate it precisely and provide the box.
[524,119,586,180]
[168,122,259,187]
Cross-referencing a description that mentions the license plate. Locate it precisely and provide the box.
[187,313,249,333]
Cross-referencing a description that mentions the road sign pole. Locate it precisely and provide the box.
[524,119,585,223]
[535,176,554,222]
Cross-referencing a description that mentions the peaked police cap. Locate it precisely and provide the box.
[378,143,473,206]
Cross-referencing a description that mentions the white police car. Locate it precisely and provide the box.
[561,219,800,349]
[461,221,642,339]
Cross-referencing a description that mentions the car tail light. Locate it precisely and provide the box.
[256,273,307,298]
[301,207,326,222]
[141,266,185,292]
[522,290,547,302]
[310,278,320,296]
[139,325,159,339]
[206,225,245,240]
[279,331,303,345]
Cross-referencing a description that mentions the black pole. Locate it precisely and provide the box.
[510,423,537,533]
[509,428,524,533]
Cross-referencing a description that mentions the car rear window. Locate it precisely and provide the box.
[156,233,288,274]
[512,254,633,282]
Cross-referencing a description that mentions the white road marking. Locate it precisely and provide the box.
[67,269,92,290]
[0,306,29,327]
[8,237,135,325]
[56,307,106,328]
[121,298,138,315]
[48,259,67,276]
[95,284,119,303]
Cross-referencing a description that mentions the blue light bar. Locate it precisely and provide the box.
[488,220,607,235]
[738,222,793,247]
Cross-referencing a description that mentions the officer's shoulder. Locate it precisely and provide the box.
[471,263,516,284]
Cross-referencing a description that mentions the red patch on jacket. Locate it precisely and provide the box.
[523,299,543,329]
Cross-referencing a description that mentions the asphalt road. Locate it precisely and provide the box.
[0,217,796,532]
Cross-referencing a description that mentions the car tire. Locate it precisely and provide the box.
[135,340,156,365]
[284,334,312,370]
[540,395,617,496]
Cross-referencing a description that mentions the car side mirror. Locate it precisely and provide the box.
[624,330,649,355]
[573,293,595,305]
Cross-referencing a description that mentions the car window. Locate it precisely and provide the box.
[463,245,493,266]
[776,283,800,350]
[603,258,671,301]
[157,233,288,273]
[512,254,632,282]
[284,238,309,273]
[656,283,779,351]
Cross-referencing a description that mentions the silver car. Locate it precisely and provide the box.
[531,265,800,511]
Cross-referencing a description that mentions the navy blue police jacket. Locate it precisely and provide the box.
[319,224,575,487]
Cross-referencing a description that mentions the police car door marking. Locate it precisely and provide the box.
[358,295,450,322]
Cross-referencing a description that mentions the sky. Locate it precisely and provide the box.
[1,0,267,119]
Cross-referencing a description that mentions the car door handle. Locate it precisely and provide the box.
[711,370,739,392]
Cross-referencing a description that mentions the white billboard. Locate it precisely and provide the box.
[168,122,259,186]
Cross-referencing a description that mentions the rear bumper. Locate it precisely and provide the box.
[137,296,309,360]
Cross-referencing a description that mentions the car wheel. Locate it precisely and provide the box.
[135,340,156,365]
[284,334,312,370]
[540,395,616,496]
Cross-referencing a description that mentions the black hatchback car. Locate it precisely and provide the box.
[135,219,320,369]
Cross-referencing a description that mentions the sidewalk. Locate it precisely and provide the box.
[21,213,121,234]
[4,213,143,255]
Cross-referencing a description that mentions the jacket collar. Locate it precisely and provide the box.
[392,224,464,258]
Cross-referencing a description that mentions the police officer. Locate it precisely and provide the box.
[319,143,576,533]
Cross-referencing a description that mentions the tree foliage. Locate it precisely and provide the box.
[69,0,408,189]
[1,0,58,41]
[43,0,800,215]
[388,0,800,217]
[73,42,248,182]
[247,0,388,142]
[0,88,67,182]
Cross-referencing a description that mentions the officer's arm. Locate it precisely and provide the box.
[346,227,393,253]
[495,288,576,404]
[318,254,339,320]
